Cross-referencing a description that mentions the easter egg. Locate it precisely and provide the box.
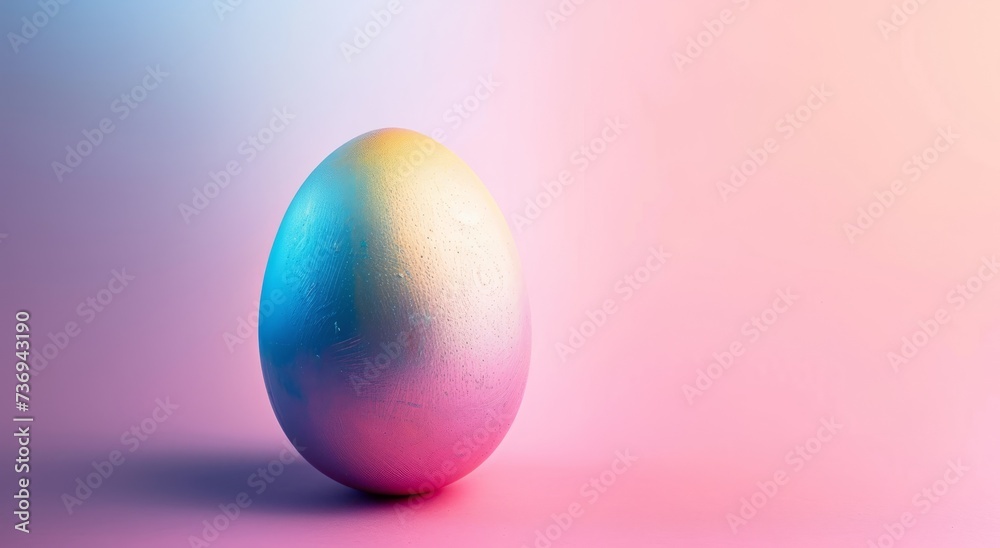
[258,128,530,495]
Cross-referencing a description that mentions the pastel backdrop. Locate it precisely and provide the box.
[1,0,998,546]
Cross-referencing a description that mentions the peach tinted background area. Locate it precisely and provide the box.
[1,0,999,546]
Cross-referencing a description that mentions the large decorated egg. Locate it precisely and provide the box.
[258,128,530,495]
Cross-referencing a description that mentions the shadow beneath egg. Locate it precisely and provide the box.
[47,450,466,516]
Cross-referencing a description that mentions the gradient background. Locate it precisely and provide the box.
[2,0,999,546]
